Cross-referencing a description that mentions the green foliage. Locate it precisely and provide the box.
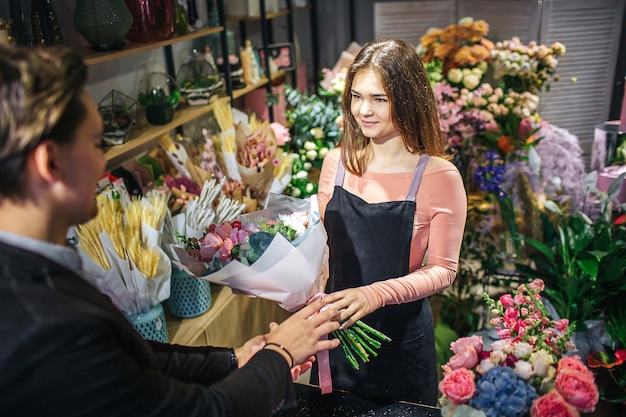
[282,84,342,198]
[518,172,626,346]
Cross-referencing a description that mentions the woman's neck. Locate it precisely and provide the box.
[366,134,420,173]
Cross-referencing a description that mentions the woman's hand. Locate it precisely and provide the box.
[323,288,373,329]
[263,299,341,367]
[234,335,266,368]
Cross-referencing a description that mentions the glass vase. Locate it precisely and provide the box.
[124,0,175,43]
[496,195,524,273]
[73,0,133,51]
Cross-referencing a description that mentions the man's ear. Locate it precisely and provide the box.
[31,140,63,183]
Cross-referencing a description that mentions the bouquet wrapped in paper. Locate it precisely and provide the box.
[171,193,391,394]
[235,119,278,201]
[73,187,171,316]
[171,194,325,311]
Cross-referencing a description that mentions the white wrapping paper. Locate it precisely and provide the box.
[171,195,327,312]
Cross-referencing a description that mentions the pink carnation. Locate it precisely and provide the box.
[439,368,476,404]
[531,391,580,417]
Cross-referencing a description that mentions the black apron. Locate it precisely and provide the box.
[315,155,438,406]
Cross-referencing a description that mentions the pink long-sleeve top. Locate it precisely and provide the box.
[317,148,468,310]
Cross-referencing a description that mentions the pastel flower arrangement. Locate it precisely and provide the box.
[490,36,566,94]
[177,213,308,273]
[439,279,599,417]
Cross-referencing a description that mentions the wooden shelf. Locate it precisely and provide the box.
[104,94,230,169]
[81,26,224,66]
[226,9,290,22]
[226,6,311,22]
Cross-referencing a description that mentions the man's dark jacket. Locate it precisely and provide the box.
[0,241,294,416]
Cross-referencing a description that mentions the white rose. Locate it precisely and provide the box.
[303,162,312,171]
[513,342,533,358]
[463,74,480,90]
[318,147,329,158]
[530,350,554,378]
[305,182,315,193]
[291,188,302,197]
[514,360,535,380]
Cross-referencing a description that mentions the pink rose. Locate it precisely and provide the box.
[531,391,580,417]
[439,368,476,404]
[555,370,599,413]
[199,233,223,260]
[218,238,234,262]
[444,346,479,371]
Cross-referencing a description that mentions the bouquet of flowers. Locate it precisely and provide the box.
[171,194,326,312]
[439,279,599,417]
[171,193,391,392]
[73,187,171,316]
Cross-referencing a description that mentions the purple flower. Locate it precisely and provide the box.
[473,151,508,199]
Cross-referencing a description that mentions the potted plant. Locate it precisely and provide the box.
[176,49,224,106]
[137,72,181,125]
[98,89,138,146]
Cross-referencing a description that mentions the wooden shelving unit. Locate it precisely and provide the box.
[81,26,225,66]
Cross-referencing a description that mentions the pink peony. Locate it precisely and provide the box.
[439,368,476,404]
[531,390,580,417]
[555,369,599,413]
[450,335,483,355]
[557,356,588,373]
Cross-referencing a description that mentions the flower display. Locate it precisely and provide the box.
[490,36,566,94]
[283,85,342,198]
[417,17,494,75]
[439,279,599,417]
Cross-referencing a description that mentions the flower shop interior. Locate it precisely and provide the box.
[3,0,626,415]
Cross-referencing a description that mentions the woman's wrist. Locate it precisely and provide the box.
[263,343,294,368]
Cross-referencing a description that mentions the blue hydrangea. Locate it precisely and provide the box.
[469,366,537,417]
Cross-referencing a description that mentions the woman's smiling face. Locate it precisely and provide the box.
[349,69,397,141]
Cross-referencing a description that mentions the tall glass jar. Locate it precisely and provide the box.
[124,0,175,43]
